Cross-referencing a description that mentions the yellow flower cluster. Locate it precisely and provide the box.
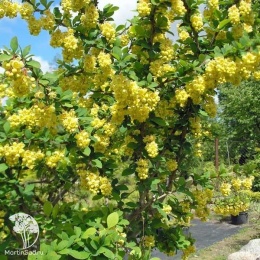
[93,133,110,153]
[143,235,155,248]
[61,0,90,12]
[189,117,202,138]
[8,103,56,131]
[203,95,217,118]
[242,176,254,190]
[208,0,219,9]
[180,201,191,213]
[166,159,178,171]
[103,123,117,137]
[41,10,55,31]
[159,38,175,62]
[46,150,65,168]
[193,189,213,221]
[163,204,172,214]
[0,84,7,98]
[239,0,251,16]
[182,245,196,260]
[100,22,116,43]
[83,54,96,73]
[80,4,99,30]
[214,201,249,216]
[75,131,90,149]
[50,29,84,62]
[60,110,79,133]
[170,0,186,16]
[22,150,44,169]
[228,5,240,24]
[149,59,176,78]
[137,0,151,17]
[3,58,24,77]
[0,142,25,166]
[99,176,113,196]
[231,178,242,191]
[120,35,129,46]
[3,58,36,97]
[63,29,78,51]
[190,13,203,32]
[186,75,206,104]
[91,117,106,129]
[253,71,260,80]
[143,135,158,158]
[78,169,112,196]
[220,182,231,196]
[97,51,112,68]
[178,27,190,41]
[136,158,149,180]
[0,0,19,18]
[205,57,237,84]
[19,2,33,19]
[110,74,160,123]
[154,99,175,119]
[175,89,189,107]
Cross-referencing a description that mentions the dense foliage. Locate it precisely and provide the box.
[218,80,260,160]
[0,0,260,259]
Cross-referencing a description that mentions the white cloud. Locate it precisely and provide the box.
[98,0,137,25]
[33,56,52,73]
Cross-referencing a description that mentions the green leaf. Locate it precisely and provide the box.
[63,103,73,108]
[27,60,41,69]
[74,226,82,238]
[3,122,10,134]
[122,167,135,176]
[68,250,90,259]
[52,204,59,219]
[22,45,31,57]
[147,73,153,83]
[107,212,119,229]
[83,147,91,156]
[151,117,167,126]
[58,249,70,255]
[0,54,12,62]
[24,184,35,193]
[218,19,230,30]
[0,163,8,172]
[57,240,69,251]
[92,159,102,168]
[82,227,96,239]
[116,24,125,31]
[43,201,53,217]
[112,46,122,60]
[10,37,18,52]
[25,129,33,139]
[40,0,47,7]
[99,247,115,258]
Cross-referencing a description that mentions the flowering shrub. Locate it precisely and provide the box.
[0,0,259,259]
[214,176,254,216]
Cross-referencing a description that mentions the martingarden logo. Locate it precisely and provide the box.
[9,213,39,250]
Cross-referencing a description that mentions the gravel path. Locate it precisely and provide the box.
[151,219,242,259]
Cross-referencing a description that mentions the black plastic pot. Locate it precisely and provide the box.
[231,211,248,225]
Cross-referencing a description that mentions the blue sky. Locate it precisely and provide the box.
[0,17,59,61]
[0,1,136,71]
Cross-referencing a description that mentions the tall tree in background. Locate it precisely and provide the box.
[218,81,260,162]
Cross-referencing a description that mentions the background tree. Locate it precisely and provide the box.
[218,80,260,163]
